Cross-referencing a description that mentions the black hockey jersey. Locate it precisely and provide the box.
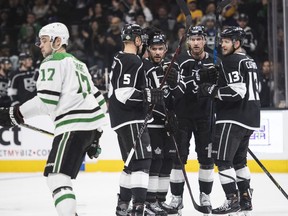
[0,74,11,107]
[8,69,37,106]
[216,52,260,129]
[143,58,185,127]
[108,52,147,130]
[176,51,221,120]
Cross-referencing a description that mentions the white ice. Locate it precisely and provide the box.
[0,172,287,216]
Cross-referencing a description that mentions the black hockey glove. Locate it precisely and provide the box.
[198,83,219,98]
[195,66,219,84]
[143,88,164,105]
[0,106,24,127]
[165,110,178,135]
[87,129,103,159]
[165,67,179,88]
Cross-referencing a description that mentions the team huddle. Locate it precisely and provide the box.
[0,18,260,216]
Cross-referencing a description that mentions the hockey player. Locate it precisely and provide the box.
[169,25,220,213]
[0,22,108,216]
[198,26,260,214]
[0,58,12,107]
[142,28,184,215]
[8,52,37,106]
[108,23,164,216]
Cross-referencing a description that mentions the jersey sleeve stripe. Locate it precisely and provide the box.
[40,97,58,105]
[55,106,101,121]
[55,113,105,128]
[37,90,61,96]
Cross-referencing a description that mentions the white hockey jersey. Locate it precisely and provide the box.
[20,52,108,136]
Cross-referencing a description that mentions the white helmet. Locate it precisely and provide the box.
[39,22,69,46]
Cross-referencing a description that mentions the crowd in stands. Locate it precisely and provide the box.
[0,0,278,107]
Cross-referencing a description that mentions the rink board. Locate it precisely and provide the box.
[1,110,288,172]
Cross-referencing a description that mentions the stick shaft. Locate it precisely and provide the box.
[20,123,54,136]
[248,148,288,200]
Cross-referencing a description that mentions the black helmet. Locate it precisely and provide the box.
[19,52,32,61]
[187,25,207,37]
[220,26,246,45]
[147,32,167,46]
[121,24,143,42]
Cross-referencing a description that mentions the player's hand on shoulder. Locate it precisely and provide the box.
[87,129,103,159]
[0,106,24,128]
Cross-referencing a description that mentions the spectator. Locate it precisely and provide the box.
[259,60,273,108]
[221,0,238,26]
[151,5,176,42]
[177,0,203,26]
[18,12,42,54]
[237,13,257,59]
[103,16,122,71]
[202,14,216,51]
[81,19,105,68]
[125,0,153,24]
[168,24,186,57]
[32,0,50,25]
[67,25,86,63]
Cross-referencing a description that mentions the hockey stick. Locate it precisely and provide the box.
[162,102,211,214]
[124,0,193,167]
[20,123,53,136]
[248,148,288,200]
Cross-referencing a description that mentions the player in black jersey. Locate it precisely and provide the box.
[8,52,37,106]
[109,24,164,216]
[169,25,220,213]
[142,27,184,215]
[0,58,12,107]
[198,26,260,215]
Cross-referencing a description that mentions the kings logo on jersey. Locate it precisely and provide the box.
[24,77,36,92]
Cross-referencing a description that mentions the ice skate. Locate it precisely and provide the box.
[129,203,145,216]
[168,195,183,215]
[212,193,241,215]
[158,201,178,215]
[240,188,253,216]
[145,201,167,216]
[116,194,130,216]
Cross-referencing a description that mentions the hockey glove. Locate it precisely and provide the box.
[165,110,178,135]
[87,129,103,159]
[198,83,219,98]
[165,67,179,88]
[143,88,164,105]
[195,66,219,84]
[0,106,24,127]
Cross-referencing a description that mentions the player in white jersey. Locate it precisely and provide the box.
[0,22,108,216]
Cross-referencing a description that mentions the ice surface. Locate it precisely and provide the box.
[0,172,287,216]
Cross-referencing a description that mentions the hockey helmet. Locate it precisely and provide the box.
[19,52,32,61]
[121,24,143,42]
[38,22,69,46]
[147,32,167,46]
[220,26,246,45]
[187,25,207,37]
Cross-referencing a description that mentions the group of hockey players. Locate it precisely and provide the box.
[109,20,260,216]
[0,11,260,216]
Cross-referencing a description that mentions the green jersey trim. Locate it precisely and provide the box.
[40,97,58,105]
[55,113,105,128]
[42,52,75,64]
